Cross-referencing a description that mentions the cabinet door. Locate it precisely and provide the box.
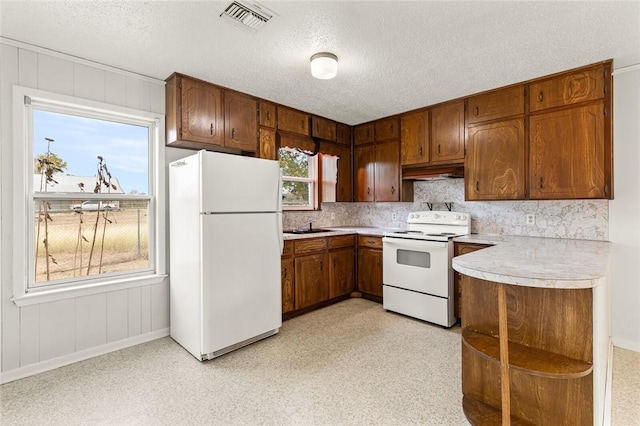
[431,101,465,164]
[354,123,374,145]
[529,65,605,112]
[468,85,524,125]
[277,106,309,136]
[453,243,489,320]
[354,145,375,202]
[374,117,400,141]
[329,248,355,299]
[375,140,401,202]
[281,258,295,314]
[336,123,351,146]
[180,77,224,145]
[259,101,276,128]
[358,248,382,297]
[259,128,276,160]
[294,253,329,309]
[312,116,337,142]
[401,110,429,165]
[529,103,607,199]
[224,91,257,151]
[336,145,352,202]
[466,119,526,200]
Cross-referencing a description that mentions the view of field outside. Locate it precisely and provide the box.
[32,108,151,286]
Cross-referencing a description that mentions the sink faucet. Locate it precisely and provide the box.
[295,220,315,232]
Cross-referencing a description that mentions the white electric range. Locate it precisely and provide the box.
[382,210,471,327]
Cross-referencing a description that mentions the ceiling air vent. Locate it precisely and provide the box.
[219,1,275,32]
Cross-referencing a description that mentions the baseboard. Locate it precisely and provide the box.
[0,328,169,384]
[612,337,640,352]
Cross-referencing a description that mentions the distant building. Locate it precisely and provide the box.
[33,174,124,211]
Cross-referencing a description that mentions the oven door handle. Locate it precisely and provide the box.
[382,237,448,249]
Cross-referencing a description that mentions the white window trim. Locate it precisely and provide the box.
[280,148,318,211]
[11,85,167,307]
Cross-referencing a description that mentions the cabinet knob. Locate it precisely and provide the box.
[474,106,479,116]
[231,128,236,139]
[367,187,371,195]
[538,91,544,102]
[210,123,214,135]
[391,186,395,194]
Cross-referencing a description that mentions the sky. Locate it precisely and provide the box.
[33,109,149,194]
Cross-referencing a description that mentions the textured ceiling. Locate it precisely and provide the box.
[1,1,639,125]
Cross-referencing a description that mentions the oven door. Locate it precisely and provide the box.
[382,237,452,297]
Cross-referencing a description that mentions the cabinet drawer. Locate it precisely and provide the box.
[328,234,356,249]
[467,85,525,124]
[529,65,605,112]
[358,235,382,249]
[277,106,309,136]
[294,237,327,255]
[282,240,293,257]
[374,117,400,141]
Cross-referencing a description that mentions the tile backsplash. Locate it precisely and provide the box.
[283,180,609,241]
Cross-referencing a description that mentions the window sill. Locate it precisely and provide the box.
[11,273,168,307]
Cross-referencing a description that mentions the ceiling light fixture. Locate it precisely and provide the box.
[310,52,338,80]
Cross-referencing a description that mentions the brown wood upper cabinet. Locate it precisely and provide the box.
[401,109,429,165]
[311,116,337,142]
[374,117,400,141]
[336,123,351,146]
[431,101,465,164]
[166,73,224,148]
[466,119,526,201]
[467,85,525,125]
[277,106,309,136]
[224,91,258,152]
[259,100,276,128]
[528,62,611,200]
[529,64,605,112]
[354,123,374,145]
[354,141,402,202]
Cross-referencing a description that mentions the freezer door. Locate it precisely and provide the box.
[200,151,281,213]
[201,212,282,355]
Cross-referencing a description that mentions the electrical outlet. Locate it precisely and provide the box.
[526,214,535,225]
[391,212,398,221]
[330,212,335,221]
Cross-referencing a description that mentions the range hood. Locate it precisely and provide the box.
[402,164,464,181]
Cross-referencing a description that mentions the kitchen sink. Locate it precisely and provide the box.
[284,228,331,234]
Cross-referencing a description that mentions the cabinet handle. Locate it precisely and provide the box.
[367,187,371,195]
[377,258,380,266]
[210,123,214,135]
[538,177,544,189]
[301,119,305,129]
[320,260,323,271]
[538,91,544,102]
[419,146,423,156]
[367,129,370,138]
[283,267,287,278]
[391,186,395,194]
[438,144,441,155]
[476,181,479,192]
[266,111,271,121]
[390,124,394,133]
[333,259,336,269]
[474,106,479,116]
[231,128,236,139]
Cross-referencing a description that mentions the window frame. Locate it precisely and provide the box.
[11,86,167,307]
[279,147,319,211]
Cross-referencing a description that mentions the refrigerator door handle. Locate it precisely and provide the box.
[277,212,284,255]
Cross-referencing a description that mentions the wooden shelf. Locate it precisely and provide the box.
[462,328,593,379]
[463,396,535,426]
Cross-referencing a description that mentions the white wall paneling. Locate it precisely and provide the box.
[0,41,168,382]
[610,65,640,352]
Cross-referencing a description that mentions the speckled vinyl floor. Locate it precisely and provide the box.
[1,299,639,425]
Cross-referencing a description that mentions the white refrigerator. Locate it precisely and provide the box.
[169,150,283,361]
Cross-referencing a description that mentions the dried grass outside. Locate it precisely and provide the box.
[34,208,149,283]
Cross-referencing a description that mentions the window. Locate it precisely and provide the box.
[279,147,318,210]
[12,86,165,303]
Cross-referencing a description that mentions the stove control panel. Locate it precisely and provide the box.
[406,211,470,226]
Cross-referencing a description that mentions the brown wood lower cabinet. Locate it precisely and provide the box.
[453,242,491,321]
[461,274,595,425]
[282,235,355,319]
[357,235,383,300]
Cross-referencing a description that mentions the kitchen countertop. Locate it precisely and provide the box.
[282,226,402,240]
[452,234,612,289]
